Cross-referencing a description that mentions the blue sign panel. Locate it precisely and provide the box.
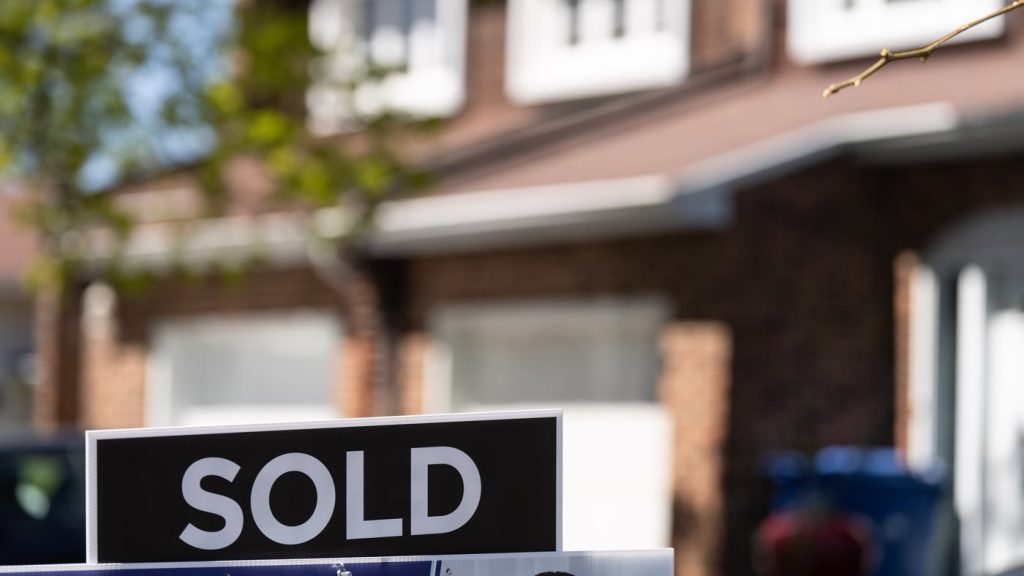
[0,550,673,576]
[0,562,434,576]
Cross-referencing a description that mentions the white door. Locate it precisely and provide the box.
[981,266,1024,574]
[912,208,1024,575]
[430,298,673,551]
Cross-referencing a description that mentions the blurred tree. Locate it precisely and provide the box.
[0,0,429,290]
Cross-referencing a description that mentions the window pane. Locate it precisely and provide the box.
[507,0,690,104]
[308,0,466,124]
[438,299,666,408]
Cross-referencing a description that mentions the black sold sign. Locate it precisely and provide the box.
[86,412,561,563]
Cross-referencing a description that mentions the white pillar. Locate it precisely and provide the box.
[907,263,938,472]
[955,265,987,576]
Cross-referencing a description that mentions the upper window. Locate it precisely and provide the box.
[506,0,691,105]
[307,0,467,131]
[788,0,1005,65]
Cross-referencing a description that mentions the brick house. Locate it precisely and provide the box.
[32,0,1024,575]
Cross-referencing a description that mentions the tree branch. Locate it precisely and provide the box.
[823,0,1024,98]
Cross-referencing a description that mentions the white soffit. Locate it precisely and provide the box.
[367,175,692,255]
[677,102,959,193]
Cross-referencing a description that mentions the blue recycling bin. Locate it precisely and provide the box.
[765,446,947,576]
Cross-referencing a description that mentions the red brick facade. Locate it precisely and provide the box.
[661,323,732,576]
[45,266,383,432]
[36,151,1024,575]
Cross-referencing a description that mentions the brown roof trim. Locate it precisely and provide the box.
[429,49,771,188]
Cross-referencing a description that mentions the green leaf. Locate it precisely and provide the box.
[247,110,292,146]
[206,81,244,116]
[353,157,393,196]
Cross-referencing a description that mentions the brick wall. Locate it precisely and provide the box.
[717,149,1024,576]
[397,332,431,415]
[81,283,146,429]
[690,0,765,70]
[386,165,957,572]
[661,322,732,576]
[33,287,84,430]
[720,159,899,575]
[37,152,1024,574]
[391,149,1024,576]
[68,264,381,430]
[892,250,918,456]
[397,233,735,576]
[404,233,735,329]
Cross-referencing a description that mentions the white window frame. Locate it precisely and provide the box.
[787,0,1005,65]
[506,0,691,105]
[426,297,669,410]
[307,0,467,131]
[146,311,344,427]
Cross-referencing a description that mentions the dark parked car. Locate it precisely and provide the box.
[0,432,85,565]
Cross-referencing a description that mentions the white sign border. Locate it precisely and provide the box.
[86,409,563,564]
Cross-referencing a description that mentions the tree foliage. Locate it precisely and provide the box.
[0,0,429,290]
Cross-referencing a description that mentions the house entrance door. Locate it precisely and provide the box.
[914,207,1024,575]
[982,268,1024,573]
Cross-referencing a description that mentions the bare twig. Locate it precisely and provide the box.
[823,0,1024,98]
